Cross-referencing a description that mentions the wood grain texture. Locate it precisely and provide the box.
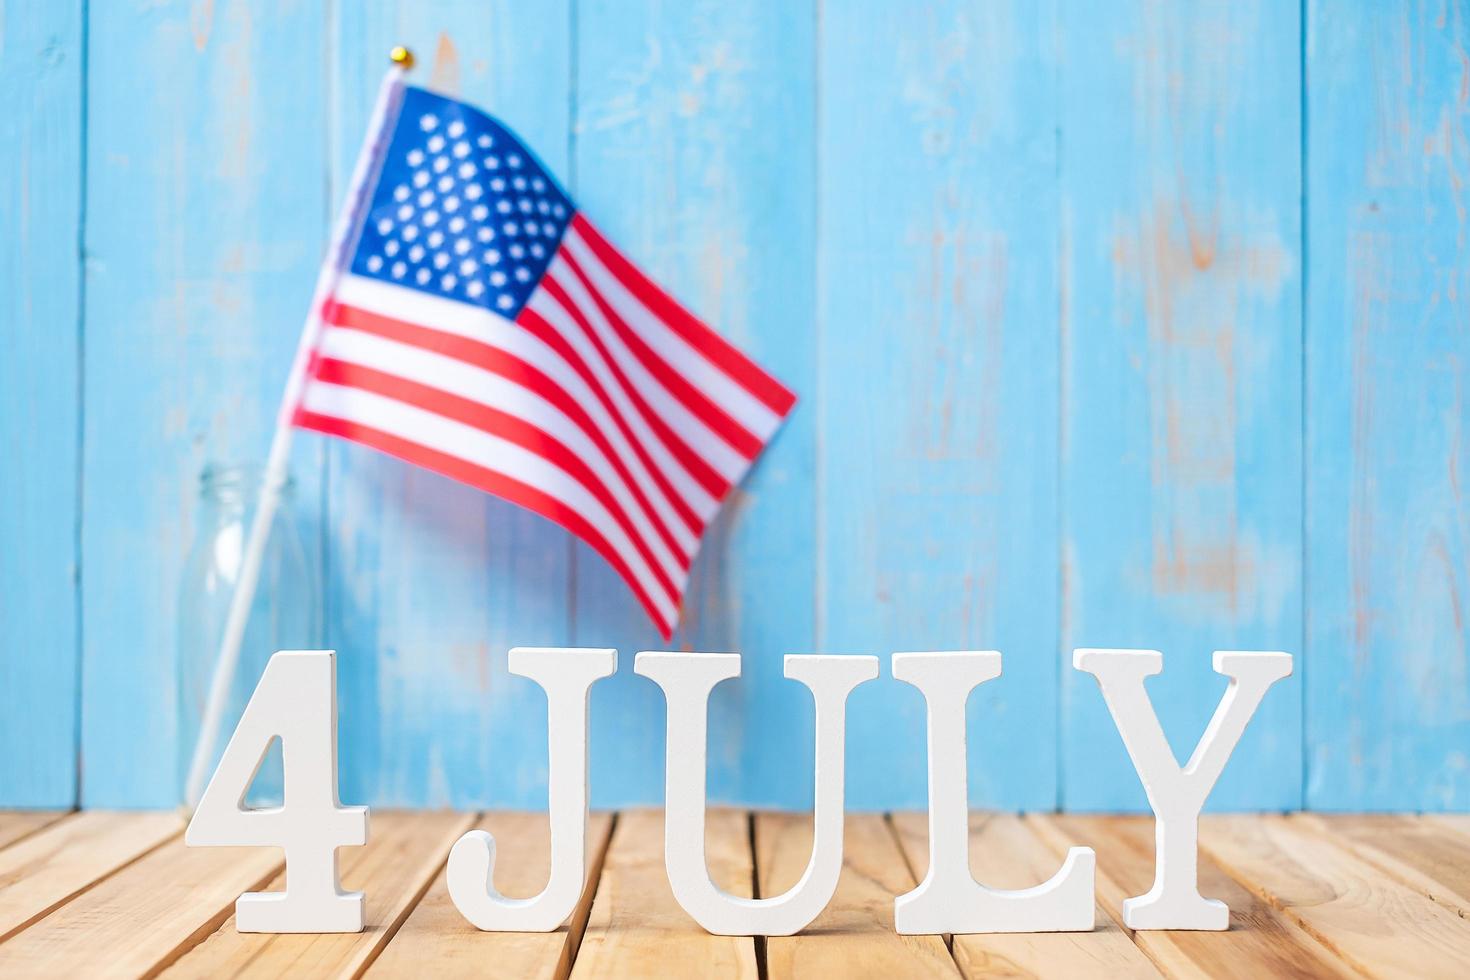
[161,811,470,978]
[9,812,1470,976]
[1303,0,1470,811]
[0,0,82,808]
[757,813,955,978]
[367,811,614,980]
[891,812,1160,978]
[0,811,181,942]
[364,811,612,980]
[571,0,818,809]
[0,835,282,977]
[818,0,1061,811]
[1031,815,1355,979]
[80,0,329,807]
[571,809,756,978]
[1292,813,1470,917]
[1058,0,1304,810]
[1201,813,1470,979]
[0,813,70,852]
[326,0,575,810]
[1429,813,1470,840]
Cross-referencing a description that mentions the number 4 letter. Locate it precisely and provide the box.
[186,650,369,933]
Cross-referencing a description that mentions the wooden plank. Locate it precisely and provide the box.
[890,812,1158,978]
[1031,815,1355,979]
[1429,814,1470,840]
[756,813,955,978]
[1058,0,1304,809]
[0,835,282,976]
[1304,0,1470,812]
[162,811,472,978]
[1200,814,1470,979]
[0,813,70,852]
[366,811,613,980]
[0,0,82,809]
[818,0,1061,811]
[571,809,755,978]
[81,0,329,807]
[1292,814,1470,918]
[571,0,818,809]
[326,0,573,809]
[0,811,181,942]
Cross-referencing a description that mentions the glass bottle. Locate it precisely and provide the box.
[177,463,317,805]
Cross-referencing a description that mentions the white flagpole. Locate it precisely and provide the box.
[184,48,415,810]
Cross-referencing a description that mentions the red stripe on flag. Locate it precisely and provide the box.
[557,247,764,459]
[293,407,675,639]
[518,297,732,504]
[325,299,700,554]
[570,213,797,416]
[311,356,685,596]
[536,275,734,499]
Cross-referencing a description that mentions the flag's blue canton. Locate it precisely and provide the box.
[351,87,575,317]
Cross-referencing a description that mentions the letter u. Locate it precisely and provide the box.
[636,652,878,936]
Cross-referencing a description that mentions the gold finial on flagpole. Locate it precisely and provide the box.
[389,45,414,69]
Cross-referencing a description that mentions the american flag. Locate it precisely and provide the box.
[292,86,795,639]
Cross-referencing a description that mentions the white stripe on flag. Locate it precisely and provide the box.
[335,274,719,526]
[524,287,727,513]
[301,379,679,625]
[543,255,750,481]
[317,324,692,579]
[559,227,784,440]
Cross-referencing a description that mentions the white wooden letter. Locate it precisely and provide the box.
[636,652,878,936]
[1074,648,1293,930]
[448,647,616,931]
[186,650,369,933]
[892,651,1094,934]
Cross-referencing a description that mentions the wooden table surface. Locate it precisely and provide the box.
[1,810,1468,978]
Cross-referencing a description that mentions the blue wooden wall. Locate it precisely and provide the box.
[2,0,1466,812]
